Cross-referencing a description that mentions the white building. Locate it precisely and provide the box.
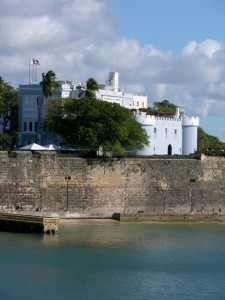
[133,107,199,155]
[72,72,148,109]
[17,71,199,155]
[97,72,147,109]
[17,72,147,147]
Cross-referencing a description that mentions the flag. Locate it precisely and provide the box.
[31,58,40,65]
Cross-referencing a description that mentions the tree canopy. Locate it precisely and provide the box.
[197,127,225,155]
[0,77,18,133]
[0,77,18,150]
[0,132,16,151]
[139,99,177,116]
[45,97,149,156]
[152,100,177,115]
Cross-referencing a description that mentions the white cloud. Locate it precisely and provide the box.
[196,99,215,118]
[0,0,225,140]
[198,39,221,59]
[0,16,69,52]
[0,0,57,17]
[182,39,221,59]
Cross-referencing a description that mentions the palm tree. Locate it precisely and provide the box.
[40,71,57,98]
[36,70,57,142]
[76,78,99,99]
[85,78,99,98]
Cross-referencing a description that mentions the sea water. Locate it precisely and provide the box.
[0,221,225,300]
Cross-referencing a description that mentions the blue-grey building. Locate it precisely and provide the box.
[17,81,77,147]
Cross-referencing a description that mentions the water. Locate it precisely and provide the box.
[0,221,225,300]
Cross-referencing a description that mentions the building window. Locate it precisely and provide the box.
[154,127,157,138]
[29,122,32,132]
[23,122,27,132]
[35,122,38,132]
[137,101,139,107]
[165,128,168,138]
[174,129,177,139]
[142,102,144,108]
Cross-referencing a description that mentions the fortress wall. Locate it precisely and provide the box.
[0,152,224,214]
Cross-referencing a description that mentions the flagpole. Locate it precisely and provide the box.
[29,58,31,84]
[29,58,40,84]
[35,64,37,84]
[32,60,34,84]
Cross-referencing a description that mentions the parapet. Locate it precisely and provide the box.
[133,111,155,125]
[182,116,199,127]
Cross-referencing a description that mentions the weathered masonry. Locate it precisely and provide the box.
[0,212,59,233]
[0,151,224,215]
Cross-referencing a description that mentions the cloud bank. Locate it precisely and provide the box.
[0,0,224,140]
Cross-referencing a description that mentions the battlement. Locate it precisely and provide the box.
[133,111,155,125]
[182,116,199,127]
[133,111,182,125]
[154,116,181,122]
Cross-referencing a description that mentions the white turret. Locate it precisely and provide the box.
[182,115,199,155]
[107,72,119,92]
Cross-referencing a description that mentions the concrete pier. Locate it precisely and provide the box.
[118,213,225,222]
[0,212,59,234]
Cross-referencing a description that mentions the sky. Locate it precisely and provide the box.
[0,0,225,141]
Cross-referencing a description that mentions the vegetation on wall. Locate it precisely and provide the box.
[0,132,17,151]
[139,99,177,116]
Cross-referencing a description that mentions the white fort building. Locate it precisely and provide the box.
[133,107,199,156]
[17,71,199,155]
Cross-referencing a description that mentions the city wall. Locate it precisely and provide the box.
[0,151,224,217]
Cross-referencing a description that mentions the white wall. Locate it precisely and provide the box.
[136,117,182,155]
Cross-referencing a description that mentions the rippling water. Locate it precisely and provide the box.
[0,221,225,300]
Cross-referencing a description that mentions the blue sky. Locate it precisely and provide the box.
[114,0,225,52]
[0,0,225,141]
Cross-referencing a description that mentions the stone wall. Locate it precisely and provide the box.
[0,151,224,215]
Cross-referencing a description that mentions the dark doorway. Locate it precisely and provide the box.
[168,144,172,156]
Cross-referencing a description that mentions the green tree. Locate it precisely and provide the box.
[197,127,209,151]
[0,77,18,150]
[153,100,177,115]
[197,127,225,155]
[45,97,149,156]
[78,78,99,99]
[40,71,57,98]
[0,132,16,150]
[85,78,99,98]
[0,77,18,133]
[38,71,57,141]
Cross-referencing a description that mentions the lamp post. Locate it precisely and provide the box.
[65,176,71,211]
